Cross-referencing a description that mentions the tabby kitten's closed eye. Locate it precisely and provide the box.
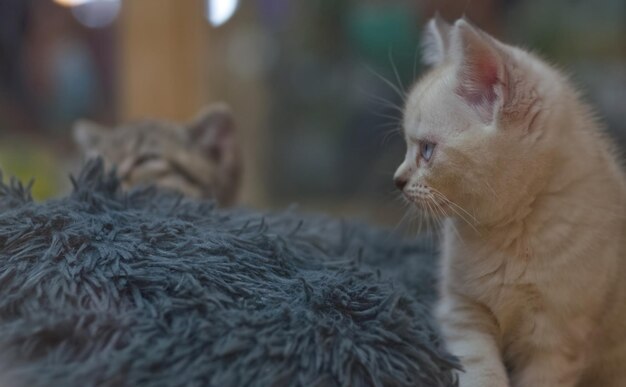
[73,104,241,206]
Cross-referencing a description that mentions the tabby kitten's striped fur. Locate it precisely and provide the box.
[73,104,241,206]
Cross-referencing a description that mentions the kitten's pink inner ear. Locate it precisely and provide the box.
[452,20,505,122]
[458,49,500,106]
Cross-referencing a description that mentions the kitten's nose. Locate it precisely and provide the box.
[394,176,407,191]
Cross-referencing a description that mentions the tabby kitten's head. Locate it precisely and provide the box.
[73,104,241,206]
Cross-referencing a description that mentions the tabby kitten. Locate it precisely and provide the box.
[74,104,241,206]
[394,17,626,387]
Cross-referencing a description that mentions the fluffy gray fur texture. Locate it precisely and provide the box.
[0,160,458,387]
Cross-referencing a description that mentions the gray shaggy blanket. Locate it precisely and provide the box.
[0,160,458,387]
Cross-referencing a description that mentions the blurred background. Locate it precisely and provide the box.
[0,0,624,227]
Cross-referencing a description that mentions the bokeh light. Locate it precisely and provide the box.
[54,0,91,6]
[206,0,239,27]
[71,0,121,29]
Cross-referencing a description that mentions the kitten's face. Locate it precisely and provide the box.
[74,104,241,206]
[82,122,211,197]
[394,18,553,225]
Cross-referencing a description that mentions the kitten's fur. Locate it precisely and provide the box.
[394,17,626,387]
[74,104,241,206]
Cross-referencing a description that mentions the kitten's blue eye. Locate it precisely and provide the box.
[420,141,436,162]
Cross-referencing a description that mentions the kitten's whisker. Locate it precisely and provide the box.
[431,196,463,240]
[392,194,416,233]
[372,112,403,122]
[380,126,402,140]
[381,131,400,146]
[417,206,424,235]
[410,206,421,236]
[364,65,407,104]
[391,201,414,235]
[424,200,440,235]
[413,41,419,83]
[428,197,446,233]
[398,200,412,234]
[430,190,480,234]
[378,124,402,133]
[421,202,431,235]
[430,188,479,224]
[392,192,406,202]
[375,121,403,143]
[443,200,480,234]
[426,201,439,234]
[377,123,401,135]
[376,123,403,134]
[410,206,424,237]
[429,201,442,235]
[360,92,406,116]
[380,126,404,145]
[388,48,407,103]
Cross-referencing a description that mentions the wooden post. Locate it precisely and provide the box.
[116,0,267,206]
[118,0,211,121]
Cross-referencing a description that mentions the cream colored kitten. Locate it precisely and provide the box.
[394,17,626,387]
[73,104,241,206]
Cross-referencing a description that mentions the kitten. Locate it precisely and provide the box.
[73,104,241,206]
[394,17,626,387]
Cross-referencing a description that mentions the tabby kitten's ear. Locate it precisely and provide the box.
[188,103,241,205]
[450,19,508,123]
[422,14,452,66]
[73,120,108,153]
[187,103,238,164]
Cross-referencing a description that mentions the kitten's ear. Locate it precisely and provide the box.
[421,14,452,66]
[73,120,107,152]
[187,103,238,163]
[450,19,506,123]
